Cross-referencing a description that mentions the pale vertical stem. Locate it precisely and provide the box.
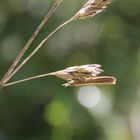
[1,0,63,86]
[4,17,76,83]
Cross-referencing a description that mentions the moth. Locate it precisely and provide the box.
[46,64,116,87]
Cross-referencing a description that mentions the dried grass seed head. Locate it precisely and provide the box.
[74,0,111,19]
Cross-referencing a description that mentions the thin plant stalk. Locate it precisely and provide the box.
[1,0,63,86]
[4,16,76,84]
[4,73,53,87]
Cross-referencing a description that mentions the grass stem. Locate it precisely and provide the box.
[5,17,75,83]
[1,0,63,86]
[4,73,53,87]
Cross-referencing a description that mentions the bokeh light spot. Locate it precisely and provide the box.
[77,86,101,108]
[44,101,69,126]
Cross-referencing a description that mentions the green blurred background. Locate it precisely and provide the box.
[0,0,140,140]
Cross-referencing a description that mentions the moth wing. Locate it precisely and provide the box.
[72,64,103,75]
[64,76,116,87]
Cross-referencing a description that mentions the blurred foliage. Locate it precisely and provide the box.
[0,0,140,140]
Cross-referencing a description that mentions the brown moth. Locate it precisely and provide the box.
[46,64,116,87]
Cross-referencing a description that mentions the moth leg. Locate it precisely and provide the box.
[62,80,75,87]
[62,78,87,87]
[62,83,70,87]
[62,78,83,87]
